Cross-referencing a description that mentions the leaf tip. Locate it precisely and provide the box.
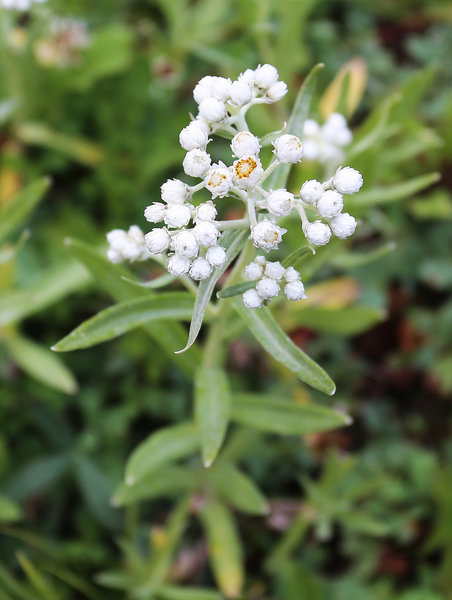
[50,344,60,352]
[328,385,336,396]
[175,345,189,355]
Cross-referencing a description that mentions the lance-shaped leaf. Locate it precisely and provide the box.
[200,500,244,598]
[177,229,248,353]
[125,422,198,485]
[0,494,22,523]
[284,306,385,336]
[217,280,255,299]
[195,366,231,467]
[210,461,269,515]
[231,394,350,434]
[348,172,440,208]
[52,293,194,352]
[331,242,396,269]
[232,300,335,395]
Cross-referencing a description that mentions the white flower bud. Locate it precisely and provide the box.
[179,122,209,151]
[238,69,256,86]
[108,227,147,263]
[303,119,320,137]
[333,166,363,195]
[193,221,219,247]
[244,261,263,281]
[284,266,300,282]
[144,202,166,223]
[161,179,190,204]
[205,162,233,198]
[266,189,295,217]
[164,204,191,228]
[193,76,214,104]
[300,179,324,204]
[266,81,288,102]
[167,254,190,276]
[144,228,171,254]
[302,140,319,160]
[189,257,212,280]
[107,248,121,263]
[229,80,252,106]
[250,220,286,251]
[254,64,279,89]
[243,288,262,309]
[273,134,303,163]
[264,261,285,280]
[233,155,264,189]
[172,230,199,258]
[231,131,261,158]
[183,149,211,177]
[195,201,217,222]
[209,76,232,101]
[256,277,280,299]
[284,281,306,301]
[206,245,226,267]
[128,225,145,246]
[198,97,227,123]
[255,255,267,266]
[330,212,357,239]
[316,190,343,219]
[304,221,332,246]
[326,113,347,130]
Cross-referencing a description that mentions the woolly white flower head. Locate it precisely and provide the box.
[273,134,303,163]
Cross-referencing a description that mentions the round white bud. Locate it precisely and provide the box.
[255,255,267,266]
[189,257,212,280]
[250,220,286,251]
[302,140,319,161]
[232,155,264,189]
[183,149,211,177]
[107,248,121,264]
[284,266,300,283]
[266,189,295,217]
[209,76,232,101]
[205,162,233,198]
[333,167,363,195]
[193,76,214,104]
[316,190,343,218]
[144,228,171,254]
[243,288,262,309]
[254,64,279,89]
[256,277,280,299]
[206,245,226,267]
[161,179,190,204]
[229,80,252,107]
[300,179,324,204]
[284,281,306,301]
[172,230,199,258]
[264,261,285,280]
[326,113,347,130]
[231,131,261,158]
[335,127,353,147]
[164,204,191,228]
[303,119,320,137]
[244,262,263,281]
[179,122,209,151]
[167,254,190,276]
[266,81,288,102]
[273,134,303,163]
[144,202,165,223]
[195,202,217,222]
[304,221,332,246]
[330,212,357,239]
[198,97,227,123]
[238,69,256,86]
[193,221,219,247]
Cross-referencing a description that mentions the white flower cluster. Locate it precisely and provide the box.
[106,226,150,264]
[302,113,352,165]
[242,256,306,309]
[34,17,90,68]
[0,0,46,10]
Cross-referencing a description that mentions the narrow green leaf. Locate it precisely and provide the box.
[281,245,316,270]
[120,273,175,289]
[287,306,385,336]
[195,367,230,467]
[3,455,69,502]
[200,500,244,598]
[264,63,324,191]
[52,293,194,352]
[331,242,396,269]
[0,178,50,245]
[217,280,255,299]
[177,229,248,353]
[231,394,350,434]
[232,300,335,395]
[5,335,77,394]
[210,461,269,515]
[155,585,222,600]
[0,563,37,600]
[16,552,59,600]
[0,494,22,523]
[125,423,198,485]
[348,172,440,207]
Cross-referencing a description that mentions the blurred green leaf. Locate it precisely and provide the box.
[216,280,255,299]
[331,242,396,269]
[277,562,325,600]
[0,494,22,523]
[285,305,385,336]
[3,455,70,502]
[16,552,59,600]
[0,563,36,600]
[210,461,269,515]
[155,585,222,600]
[348,172,440,207]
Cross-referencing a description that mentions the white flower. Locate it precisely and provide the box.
[144,228,171,254]
[183,149,211,177]
[250,220,286,251]
[108,228,148,263]
[273,134,303,163]
[303,119,320,137]
[198,97,227,123]
[231,132,261,158]
[195,201,217,222]
[302,140,319,161]
[266,189,295,217]
[193,76,214,104]
[255,255,267,266]
[161,179,190,204]
[206,245,226,267]
[172,230,199,258]
[304,221,332,246]
[264,261,285,280]
[244,262,263,281]
[144,202,165,223]
[229,80,252,107]
[209,76,232,101]
[330,212,357,239]
[179,122,209,151]
[300,180,324,205]
[284,281,306,301]
[266,81,288,102]
[0,0,45,10]
[189,257,212,280]
[232,155,264,190]
[316,190,343,219]
[243,288,262,309]
[205,162,233,198]
[238,68,256,86]
[193,221,220,247]
[284,266,301,282]
[322,113,352,146]
[333,166,363,195]
[167,254,191,276]
[256,277,280,299]
[254,64,279,89]
[164,204,191,228]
